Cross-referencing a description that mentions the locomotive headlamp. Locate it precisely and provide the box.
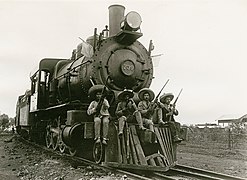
[121,11,142,31]
[116,11,143,45]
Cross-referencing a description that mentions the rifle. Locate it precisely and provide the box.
[95,85,107,117]
[148,79,169,113]
[169,88,183,121]
[94,76,110,117]
[126,122,130,161]
[154,79,169,104]
[173,88,183,106]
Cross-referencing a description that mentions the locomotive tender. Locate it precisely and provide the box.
[16,5,177,171]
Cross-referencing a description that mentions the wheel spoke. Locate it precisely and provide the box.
[45,130,52,148]
[51,133,59,150]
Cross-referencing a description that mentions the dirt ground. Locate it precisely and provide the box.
[0,132,246,179]
[177,142,247,179]
[0,133,124,180]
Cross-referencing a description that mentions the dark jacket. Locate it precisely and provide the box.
[116,100,137,118]
[160,103,178,122]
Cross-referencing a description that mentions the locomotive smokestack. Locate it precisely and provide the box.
[108,5,125,37]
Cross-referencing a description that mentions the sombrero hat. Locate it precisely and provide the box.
[117,89,134,101]
[88,85,105,98]
[138,88,155,101]
[160,93,174,103]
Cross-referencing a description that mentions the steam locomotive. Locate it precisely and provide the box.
[16,5,177,171]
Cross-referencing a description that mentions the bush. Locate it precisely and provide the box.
[185,123,247,150]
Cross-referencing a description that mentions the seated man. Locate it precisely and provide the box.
[137,88,155,132]
[87,85,109,145]
[158,93,182,143]
[115,89,146,136]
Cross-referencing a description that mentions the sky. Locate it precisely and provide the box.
[0,0,246,125]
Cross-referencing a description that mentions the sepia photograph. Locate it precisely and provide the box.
[0,0,246,179]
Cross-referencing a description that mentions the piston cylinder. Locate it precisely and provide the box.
[62,123,82,147]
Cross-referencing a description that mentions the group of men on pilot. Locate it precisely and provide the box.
[87,85,182,145]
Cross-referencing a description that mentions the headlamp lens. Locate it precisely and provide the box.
[126,11,142,30]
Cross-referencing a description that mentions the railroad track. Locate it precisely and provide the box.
[18,136,245,180]
[152,164,246,180]
[18,136,150,180]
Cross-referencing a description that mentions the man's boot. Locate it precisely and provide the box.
[118,117,125,136]
[158,119,166,126]
[157,108,165,126]
[94,117,101,142]
[173,135,182,143]
[95,137,101,144]
[148,120,154,132]
[134,111,146,130]
[102,138,107,145]
[102,116,109,145]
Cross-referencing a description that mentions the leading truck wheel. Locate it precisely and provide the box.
[93,141,105,164]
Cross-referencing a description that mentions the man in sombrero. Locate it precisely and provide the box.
[87,85,110,145]
[158,93,182,143]
[115,89,146,136]
[137,88,155,132]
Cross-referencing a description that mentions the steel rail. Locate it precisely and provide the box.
[152,164,246,180]
[173,164,246,180]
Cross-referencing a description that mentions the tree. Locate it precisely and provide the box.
[229,121,247,149]
[0,114,10,130]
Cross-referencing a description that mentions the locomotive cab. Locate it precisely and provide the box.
[29,58,65,111]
